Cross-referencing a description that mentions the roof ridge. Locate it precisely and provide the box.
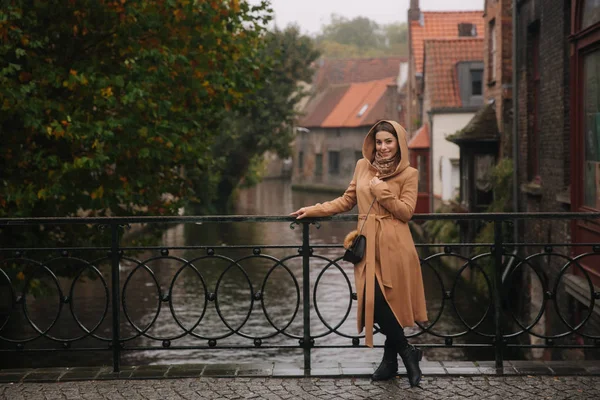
[320,56,407,62]
[420,10,483,14]
[425,37,484,43]
[348,76,396,85]
[327,82,352,89]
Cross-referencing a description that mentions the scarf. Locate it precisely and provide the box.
[372,152,399,176]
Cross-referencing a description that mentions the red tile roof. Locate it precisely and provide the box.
[299,77,395,129]
[322,77,394,128]
[299,84,350,128]
[411,11,484,74]
[312,57,406,92]
[424,38,484,108]
[408,123,430,149]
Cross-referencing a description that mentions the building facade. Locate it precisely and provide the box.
[422,38,484,210]
[294,77,402,191]
[406,2,485,137]
[515,0,600,359]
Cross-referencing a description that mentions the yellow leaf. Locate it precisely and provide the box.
[91,186,104,199]
[100,87,113,98]
[37,189,47,199]
[16,272,25,281]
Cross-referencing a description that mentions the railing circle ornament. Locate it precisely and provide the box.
[2,214,600,369]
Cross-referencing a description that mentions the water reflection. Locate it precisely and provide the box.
[1,179,494,368]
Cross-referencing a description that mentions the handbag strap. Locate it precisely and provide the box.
[357,197,376,236]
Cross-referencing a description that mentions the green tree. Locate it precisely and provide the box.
[212,25,320,211]
[383,22,408,55]
[319,15,383,50]
[0,0,271,219]
[316,14,407,58]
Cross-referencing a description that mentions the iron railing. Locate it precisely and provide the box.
[1,213,600,376]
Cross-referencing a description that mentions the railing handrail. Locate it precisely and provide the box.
[2,211,600,225]
[2,214,600,374]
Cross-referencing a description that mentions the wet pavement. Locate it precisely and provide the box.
[2,375,600,399]
[2,361,600,399]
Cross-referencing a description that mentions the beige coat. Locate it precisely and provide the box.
[303,120,428,347]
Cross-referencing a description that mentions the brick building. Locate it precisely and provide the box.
[421,37,484,211]
[292,57,407,192]
[406,1,484,136]
[449,0,513,214]
[514,0,600,358]
[484,0,513,156]
[293,77,401,191]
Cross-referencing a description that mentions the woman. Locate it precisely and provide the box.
[290,120,428,386]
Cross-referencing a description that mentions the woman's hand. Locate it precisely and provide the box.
[370,174,383,188]
[290,207,309,219]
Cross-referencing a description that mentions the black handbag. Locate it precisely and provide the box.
[342,198,376,264]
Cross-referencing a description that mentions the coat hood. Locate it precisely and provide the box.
[362,120,411,178]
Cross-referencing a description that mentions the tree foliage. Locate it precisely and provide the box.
[212,25,320,211]
[0,0,272,218]
[316,14,408,58]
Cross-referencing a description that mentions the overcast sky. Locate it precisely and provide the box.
[250,0,485,35]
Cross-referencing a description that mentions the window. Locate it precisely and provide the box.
[328,151,340,175]
[582,0,600,30]
[298,151,304,172]
[571,0,600,282]
[471,69,483,96]
[315,153,323,177]
[461,156,471,207]
[528,26,541,181]
[458,23,477,37]
[583,50,600,208]
[357,104,369,117]
[474,154,494,207]
[417,154,428,193]
[489,19,497,82]
[451,159,460,200]
[457,62,484,106]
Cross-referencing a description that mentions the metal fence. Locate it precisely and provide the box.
[1,213,600,376]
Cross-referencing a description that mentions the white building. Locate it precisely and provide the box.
[421,38,484,210]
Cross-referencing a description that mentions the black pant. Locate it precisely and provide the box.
[374,278,408,349]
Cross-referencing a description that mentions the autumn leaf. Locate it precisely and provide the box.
[90,186,104,199]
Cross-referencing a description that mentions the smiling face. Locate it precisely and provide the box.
[375,130,399,159]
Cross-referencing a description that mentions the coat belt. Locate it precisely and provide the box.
[358,213,392,347]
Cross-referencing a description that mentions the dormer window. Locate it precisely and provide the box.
[357,104,369,117]
[458,23,477,37]
[457,61,484,107]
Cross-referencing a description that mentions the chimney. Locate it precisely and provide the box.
[408,0,420,21]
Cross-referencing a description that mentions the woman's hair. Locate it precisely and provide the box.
[373,121,397,139]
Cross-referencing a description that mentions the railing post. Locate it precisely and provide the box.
[301,221,311,376]
[493,220,504,372]
[110,223,121,373]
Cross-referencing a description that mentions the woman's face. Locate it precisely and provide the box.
[375,130,398,158]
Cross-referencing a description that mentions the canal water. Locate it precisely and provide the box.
[0,179,495,368]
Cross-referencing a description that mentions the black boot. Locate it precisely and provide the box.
[371,341,398,381]
[398,344,423,387]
